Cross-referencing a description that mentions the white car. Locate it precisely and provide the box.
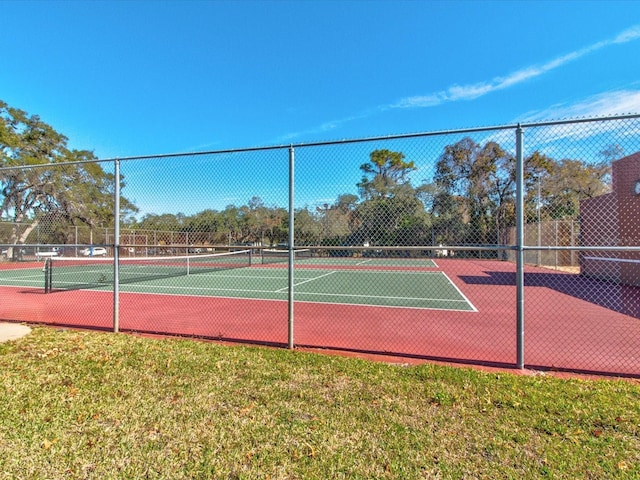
[81,247,107,257]
[35,250,59,258]
[2,248,26,258]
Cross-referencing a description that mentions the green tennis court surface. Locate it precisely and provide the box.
[0,265,45,289]
[269,256,440,268]
[0,260,476,311]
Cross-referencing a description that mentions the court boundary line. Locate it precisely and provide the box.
[37,280,478,313]
[441,272,478,312]
[275,270,338,293]
[282,268,476,311]
[116,281,472,304]
[0,265,46,271]
[252,268,450,276]
[113,286,479,312]
[1,262,477,312]
[293,289,473,306]
[0,273,44,281]
[295,264,441,272]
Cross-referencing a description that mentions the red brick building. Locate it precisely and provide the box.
[580,151,640,285]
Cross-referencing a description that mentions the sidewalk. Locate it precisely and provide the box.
[0,322,31,342]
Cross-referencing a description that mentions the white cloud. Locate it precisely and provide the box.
[520,90,640,121]
[391,24,640,110]
[277,112,371,142]
[280,24,640,142]
[491,90,640,161]
[613,25,640,44]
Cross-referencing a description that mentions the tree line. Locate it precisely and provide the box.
[1,100,618,256]
[0,101,137,257]
[79,145,615,250]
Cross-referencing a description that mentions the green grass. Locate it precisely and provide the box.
[1,327,639,479]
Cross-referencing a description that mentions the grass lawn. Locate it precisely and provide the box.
[0,326,639,479]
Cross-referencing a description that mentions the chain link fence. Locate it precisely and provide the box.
[1,115,639,376]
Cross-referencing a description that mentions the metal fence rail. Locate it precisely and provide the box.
[1,114,639,377]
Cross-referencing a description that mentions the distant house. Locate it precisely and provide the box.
[580,151,640,286]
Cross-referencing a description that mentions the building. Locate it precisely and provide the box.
[580,151,640,286]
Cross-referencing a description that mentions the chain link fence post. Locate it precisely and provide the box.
[113,158,120,333]
[516,125,525,369]
[288,146,295,349]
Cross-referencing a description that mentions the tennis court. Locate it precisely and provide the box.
[2,253,639,377]
[1,252,476,312]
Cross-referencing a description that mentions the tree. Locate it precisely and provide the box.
[431,136,614,253]
[476,141,516,245]
[523,151,554,223]
[357,149,416,200]
[294,208,322,245]
[353,149,430,247]
[184,209,224,245]
[136,213,184,231]
[431,138,479,245]
[263,206,287,246]
[543,158,610,219]
[0,101,137,258]
[600,144,624,163]
[244,196,269,244]
[220,205,241,244]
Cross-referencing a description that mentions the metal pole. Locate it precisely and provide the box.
[555,220,558,269]
[571,220,576,267]
[113,159,121,333]
[515,125,525,369]
[537,176,541,266]
[288,146,295,349]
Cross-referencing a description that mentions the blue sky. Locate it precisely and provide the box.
[2,0,640,216]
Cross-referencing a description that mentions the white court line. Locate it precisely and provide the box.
[0,280,44,286]
[224,269,446,278]
[355,259,373,265]
[275,270,338,293]
[51,281,283,295]
[134,269,473,309]
[293,290,470,304]
[34,265,477,313]
[337,269,443,275]
[347,258,439,268]
[0,272,45,281]
[202,272,298,281]
[110,286,475,311]
[112,283,476,312]
[441,272,477,312]
[121,283,469,303]
[0,265,46,271]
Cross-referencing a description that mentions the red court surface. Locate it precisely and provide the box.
[1,258,639,378]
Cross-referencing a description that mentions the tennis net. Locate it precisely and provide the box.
[44,250,252,293]
[260,248,313,264]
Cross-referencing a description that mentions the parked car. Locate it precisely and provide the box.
[80,247,107,257]
[3,248,27,259]
[35,250,59,258]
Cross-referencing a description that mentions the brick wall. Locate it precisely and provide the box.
[580,152,640,285]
